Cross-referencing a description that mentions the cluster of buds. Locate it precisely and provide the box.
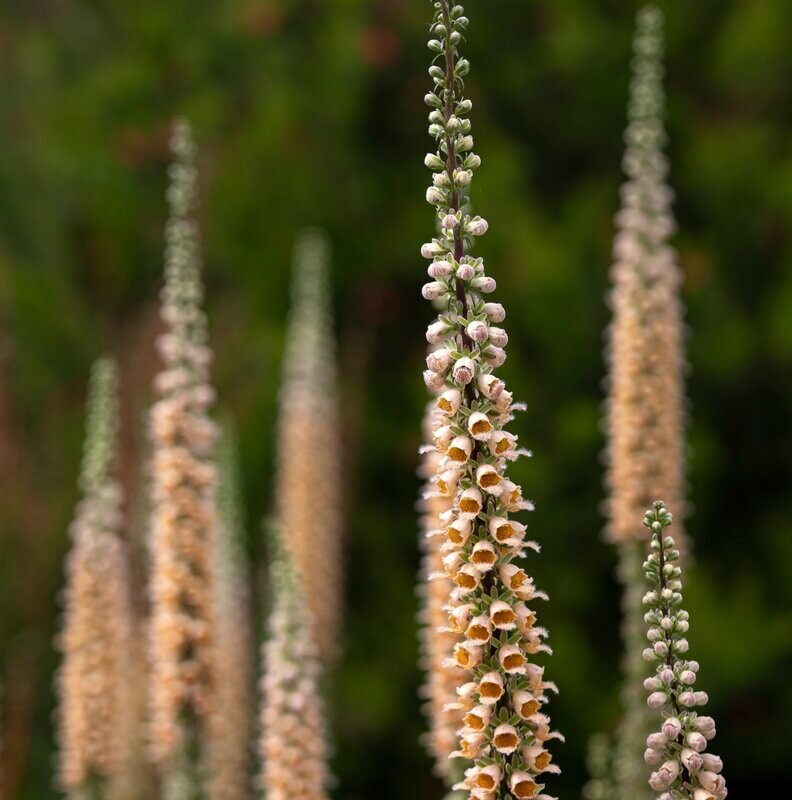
[641,502,727,800]
[276,230,343,663]
[57,358,133,793]
[418,403,465,778]
[603,4,687,552]
[259,533,331,800]
[419,4,561,798]
[147,118,218,767]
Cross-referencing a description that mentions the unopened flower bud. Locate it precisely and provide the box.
[482,302,505,322]
[685,731,707,752]
[487,326,508,347]
[644,747,662,764]
[426,348,452,373]
[472,275,496,292]
[426,320,448,344]
[681,747,704,773]
[426,186,444,205]
[421,242,442,259]
[466,217,489,236]
[477,373,505,399]
[441,213,458,229]
[647,691,667,709]
[466,320,489,342]
[424,153,445,170]
[456,263,475,281]
[482,346,506,367]
[680,669,697,685]
[428,260,453,278]
[661,718,682,739]
[423,370,445,390]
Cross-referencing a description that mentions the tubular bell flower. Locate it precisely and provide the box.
[147,119,218,782]
[208,427,254,800]
[419,3,560,797]
[603,9,689,800]
[56,358,133,796]
[641,502,727,800]
[276,229,343,662]
[259,533,331,800]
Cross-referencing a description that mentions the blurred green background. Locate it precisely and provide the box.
[0,0,790,797]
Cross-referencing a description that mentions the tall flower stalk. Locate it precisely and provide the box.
[57,358,133,798]
[208,427,253,800]
[641,502,727,800]
[275,229,343,662]
[418,403,464,782]
[147,119,217,798]
[604,8,688,799]
[258,530,331,800]
[419,3,561,797]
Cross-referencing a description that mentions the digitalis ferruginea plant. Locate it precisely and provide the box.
[147,118,218,792]
[259,531,331,800]
[419,4,561,797]
[604,10,689,800]
[641,502,727,800]
[57,358,133,797]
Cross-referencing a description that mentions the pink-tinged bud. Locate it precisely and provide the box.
[428,259,453,278]
[426,186,444,205]
[467,217,489,236]
[487,326,508,347]
[680,670,697,685]
[646,732,667,749]
[421,241,442,259]
[644,677,663,691]
[661,717,682,740]
[456,263,475,281]
[477,373,505,399]
[693,716,716,738]
[466,320,489,342]
[649,760,680,790]
[644,747,662,765]
[685,731,707,752]
[482,302,505,322]
[693,789,717,800]
[432,170,449,188]
[698,771,726,796]
[441,213,458,229]
[423,369,446,390]
[493,389,513,413]
[472,275,497,293]
[647,691,667,709]
[701,753,723,773]
[675,638,690,653]
[452,356,475,385]
[659,667,674,683]
[426,319,448,344]
[693,691,709,706]
[482,345,506,367]
[455,169,472,185]
[679,691,696,707]
[422,280,445,300]
[688,660,701,672]
[681,747,704,773]
[653,641,669,657]
[436,388,461,414]
[642,647,656,661]
[426,348,452,373]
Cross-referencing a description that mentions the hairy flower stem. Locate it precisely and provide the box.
[419,3,561,798]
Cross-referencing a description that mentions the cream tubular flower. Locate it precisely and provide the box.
[56,359,134,797]
[147,119,218,779]
[259,536,331,800]
[276,229,344,662]
[640,502,728,800]
[417,3,560,797]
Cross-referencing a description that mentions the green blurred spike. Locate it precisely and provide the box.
[78,357,119,497]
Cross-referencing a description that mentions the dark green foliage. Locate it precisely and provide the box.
[0,1,789,798]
